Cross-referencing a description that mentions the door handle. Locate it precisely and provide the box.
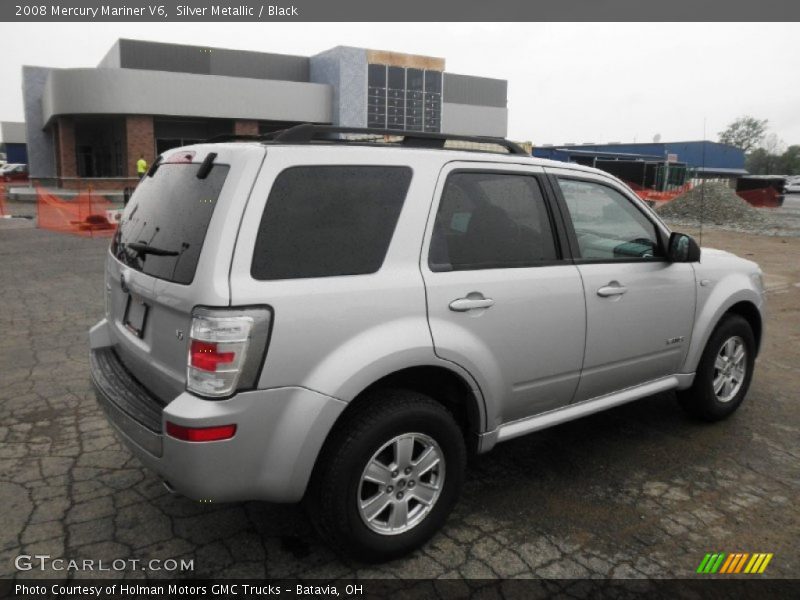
[449,295,495,312]
[597,282,628,297]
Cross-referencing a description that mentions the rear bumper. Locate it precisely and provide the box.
[90,324,346,503]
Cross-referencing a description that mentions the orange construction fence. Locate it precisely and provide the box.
[36,185,120,237]
[629,182,693,203]
[0,182,7,216]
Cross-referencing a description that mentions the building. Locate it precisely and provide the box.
[0,121,27,164]
[21,39,508,189]
[534,141,747,179]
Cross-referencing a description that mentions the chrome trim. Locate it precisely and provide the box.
[493,376,680,444]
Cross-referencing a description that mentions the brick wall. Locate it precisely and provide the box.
[125,115,155,177]
[234,120,259,136]
[56,117,77,178]
[59,178,139,191]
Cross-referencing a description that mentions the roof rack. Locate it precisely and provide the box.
[205,124,528,156]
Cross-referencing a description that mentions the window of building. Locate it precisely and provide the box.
[557,178,663,260]
[154,118,232,157]
[367,64,442,133]
[430,172,559,271]
[251,166,413,280]
[74,117,126,178]
[424,71,442,133]
[406,68,424,132]
[367,64,387,129]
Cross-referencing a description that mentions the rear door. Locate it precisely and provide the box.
[421,162,586,428]
[547,169,696,402]
[106,144,265,402]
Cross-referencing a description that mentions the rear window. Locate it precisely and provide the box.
[251,166,412,280]
[111,163,229,285]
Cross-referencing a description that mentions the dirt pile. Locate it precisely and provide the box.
[656,182,767,227]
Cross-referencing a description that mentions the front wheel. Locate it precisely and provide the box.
[678,314,756,422]
[305,389,466,561]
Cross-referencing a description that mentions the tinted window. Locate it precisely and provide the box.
[429,172,559,271]
[111,163,229,284]
[425,70,442,94]
[388,66,405,89]
[558,179,663,260]
[251,166,412,280]
[407,68,424,91]
[368,63,386,87]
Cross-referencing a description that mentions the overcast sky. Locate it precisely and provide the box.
[1,22,798,147]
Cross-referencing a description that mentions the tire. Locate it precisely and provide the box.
[678,314,756,422]
[305,389,466,562]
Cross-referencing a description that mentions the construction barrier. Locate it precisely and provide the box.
[628,182,693,203]
[36,185,120,237]
[0,182,7,216]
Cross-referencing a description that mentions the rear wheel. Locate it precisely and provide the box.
[305,389,466,561]
[678,314,755,421]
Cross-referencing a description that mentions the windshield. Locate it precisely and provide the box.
[111,163,229,284]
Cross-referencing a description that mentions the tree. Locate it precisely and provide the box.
[762,133,785,156]
[746,144,800,175]
[779,145,800,175]
[745,148,771,175]
[718,116,768,152]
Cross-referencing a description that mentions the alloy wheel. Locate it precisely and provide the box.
[713,335,747,403]
[357,432,445,535]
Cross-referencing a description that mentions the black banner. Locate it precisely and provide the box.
[3,0,800,22]
[3,579,800,600]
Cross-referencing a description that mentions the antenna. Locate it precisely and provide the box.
[699,118,707,247]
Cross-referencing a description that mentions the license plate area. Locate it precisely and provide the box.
[123,293,149,338]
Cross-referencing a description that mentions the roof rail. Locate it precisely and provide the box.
[205,124,528,155]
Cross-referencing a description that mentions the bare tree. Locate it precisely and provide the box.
[718,116,768,152]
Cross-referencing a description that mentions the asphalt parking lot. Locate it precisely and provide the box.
[1,215,798,580]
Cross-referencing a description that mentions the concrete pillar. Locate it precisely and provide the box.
[125,115,155,177]
[234,120,259,136]
[56,117,77,179]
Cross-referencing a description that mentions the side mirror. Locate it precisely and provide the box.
[668,232,701,262]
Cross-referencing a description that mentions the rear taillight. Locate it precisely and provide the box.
[187,307,272,398]
[190,340,237,372]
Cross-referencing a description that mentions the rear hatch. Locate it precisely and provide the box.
[105,144,265,403]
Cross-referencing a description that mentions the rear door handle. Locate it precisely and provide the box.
[597,282,628,297]
[449,296,495,312]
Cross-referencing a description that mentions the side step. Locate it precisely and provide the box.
[490,376,680,446]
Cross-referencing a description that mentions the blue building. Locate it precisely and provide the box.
[0,121,28,164]
[533,140,746,178]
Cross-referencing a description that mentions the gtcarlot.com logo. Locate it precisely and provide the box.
[15,554,194,572]
[697,552,773,574]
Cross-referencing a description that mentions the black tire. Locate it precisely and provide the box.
[678,314,756,422]
[304,389,466,562]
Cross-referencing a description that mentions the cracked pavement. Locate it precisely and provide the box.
[1,216,798,580]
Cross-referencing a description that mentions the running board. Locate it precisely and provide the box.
[488,376,680,447]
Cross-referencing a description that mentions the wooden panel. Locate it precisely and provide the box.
[367,49,445,71]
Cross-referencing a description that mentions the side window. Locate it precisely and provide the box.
[558,178,663,260]
[251,166,412,280]
[429,172,559,271]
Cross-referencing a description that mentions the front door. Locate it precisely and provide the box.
[549,171,696,402]
[421,163,586,429]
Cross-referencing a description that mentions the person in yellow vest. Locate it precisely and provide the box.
[136,154,148,179]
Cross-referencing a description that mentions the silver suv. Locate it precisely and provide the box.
[90,125,765,561]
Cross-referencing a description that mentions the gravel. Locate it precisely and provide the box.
[656,183,766,226]
[656,183,800,237]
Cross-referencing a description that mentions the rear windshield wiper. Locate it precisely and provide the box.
[124,242,180,257]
